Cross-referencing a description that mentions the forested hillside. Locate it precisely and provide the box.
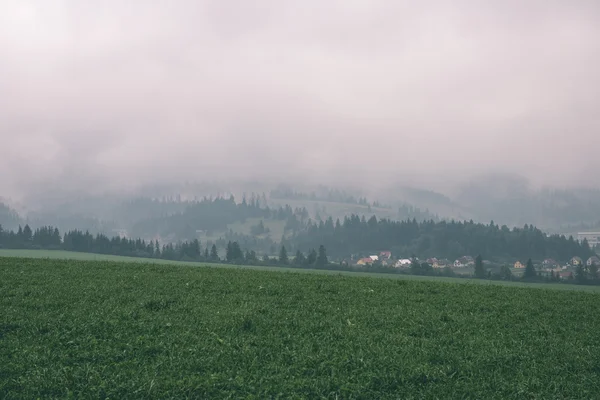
[285,216,594,262]
[128,196,309,241]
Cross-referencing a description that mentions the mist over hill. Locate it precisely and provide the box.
[4,173,600,244]
[2,1,600,250]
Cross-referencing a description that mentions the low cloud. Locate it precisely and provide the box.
[1,0,599,200]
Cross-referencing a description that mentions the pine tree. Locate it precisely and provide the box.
[22,225,33,243]
[279,245,289,265]
[210,244,219,262]
[575,264,587,284]
[316,245,328,267]
[306,249,317,265]
[410,257,421,275]
[589,263,599,282]
[500,265,513,280]
[191,239,201,260]
[226,241,233,262]
[231,242,243,262]
[523,258,537,280]
[474,255,486,278]
[294,250,306,266]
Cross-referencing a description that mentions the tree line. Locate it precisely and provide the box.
[0,224,329,268]
[3,222,600,286]
[285,215,595,263]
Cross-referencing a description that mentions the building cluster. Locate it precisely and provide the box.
[352,251,600,280]
[353,252,476,269]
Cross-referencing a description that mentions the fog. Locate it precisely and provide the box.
[2,0,600,201]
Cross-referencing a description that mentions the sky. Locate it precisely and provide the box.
[1,0,599,201]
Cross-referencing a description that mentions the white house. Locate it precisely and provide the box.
[587,256,600,267]
[395,259,412,268]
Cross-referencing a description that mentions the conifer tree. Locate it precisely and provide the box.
[474,255,486,278]
[279,245,289,265]
[210,244,219,262]
[294,250,306,266]
[316,245,328,267]
[523,258,537,280]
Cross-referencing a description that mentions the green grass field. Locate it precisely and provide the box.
[0,249,598,293]
[2,257,600,398]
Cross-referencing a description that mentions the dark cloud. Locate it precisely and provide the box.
[1,0,599,200]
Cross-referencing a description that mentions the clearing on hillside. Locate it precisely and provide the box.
[1,257,600,398]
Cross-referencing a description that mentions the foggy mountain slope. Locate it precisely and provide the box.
[448,174,600,229]
[0,201,22,231]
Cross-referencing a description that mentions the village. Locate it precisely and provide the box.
[352,252,600,279]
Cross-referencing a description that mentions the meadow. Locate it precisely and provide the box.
[1,248,598,292]
[2,257,600,398]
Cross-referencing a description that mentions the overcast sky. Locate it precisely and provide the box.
[1,0,599,200]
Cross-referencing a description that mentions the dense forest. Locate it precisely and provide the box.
[285,216,595,262]
[270,185,374,205]
[126,196,309,240]
[397,204,440,223]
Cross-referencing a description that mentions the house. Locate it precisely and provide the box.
[586,256,600,267]
[395,259,412,268]
[514,261,525,269]
[570,256,583,267]
[356,258,374,266]
[433,259,450,269]
[559,271,573,280]
[379,251,392,260]
[453,256,475,267]
[426,257,438,265]
[542,259,559,268]
[369,255,379,262]
[459,256,475,266]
